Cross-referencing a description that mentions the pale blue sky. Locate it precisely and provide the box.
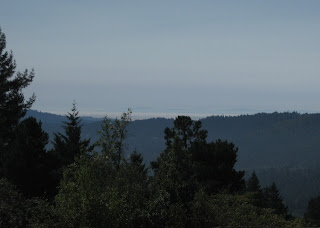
[1,1,320,117]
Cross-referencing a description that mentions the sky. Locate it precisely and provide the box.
[1,1,320,118]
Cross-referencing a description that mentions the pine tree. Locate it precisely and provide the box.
[52,101,93,168]
[246,171,261,192]
[0,28,35,175]
[263,182,289,218]
[246,171,265,207]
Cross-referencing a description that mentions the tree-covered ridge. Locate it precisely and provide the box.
[26,110,320,169]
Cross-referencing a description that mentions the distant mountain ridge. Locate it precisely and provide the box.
[26,110,320,169]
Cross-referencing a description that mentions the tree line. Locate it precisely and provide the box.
[1,28,319,227]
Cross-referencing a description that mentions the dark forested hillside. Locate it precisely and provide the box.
[202,112,320,169]
[26,110,320,216]
[28,110,320,169]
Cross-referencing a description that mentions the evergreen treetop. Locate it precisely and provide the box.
[52,101,93,168]
[246,171,262,193]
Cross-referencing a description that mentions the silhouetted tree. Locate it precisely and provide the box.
[0,28,35,175]
[52,101,93,168]
[3,117,49,197]
[47,102,93,198]
[246,171,265,207]
[150,116,245,226]
[246,171,261,192]
[164,116,207,150]
[263,182,289,218]
[191,139,245,193]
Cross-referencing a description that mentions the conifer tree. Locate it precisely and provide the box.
[52,101,93,168]
[0,28,35,175]
[263,182,289,218]
[246,171,261,192]
[246,171,265,207]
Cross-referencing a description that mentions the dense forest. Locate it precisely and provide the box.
[1,28,320,227]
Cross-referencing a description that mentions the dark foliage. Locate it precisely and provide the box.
[150,116,245,227]
[263,182,289,218]
[305,194,320,226]
[3,117,49,197]
[0,28,35,175]
[51,101,93,168]
[247,171,261,192]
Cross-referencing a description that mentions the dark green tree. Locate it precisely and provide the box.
[3,117,49,197]
[246,171,261,192]
[48,102,93,198]
[246,171,265,207]
[164,116,207,150]
[263,182,289,218]
[52,101,93,168]
[149,136,197,227]
[0,28,35,175]
[305,194,320,226]
[191,139,245,193]
[150,116,245,226]
[159,116,244,194]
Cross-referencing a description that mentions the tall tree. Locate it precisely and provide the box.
[246,171,261,192]
[263,182,289,218]
[48,102,93,197]
[246,171,265,207]
[52,101,93,168]
[150,116,245,226]
[158,115,245,194]
[149,135,197,227]
[0,28,35,175]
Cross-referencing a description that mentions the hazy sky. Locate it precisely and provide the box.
[1,1,320,117]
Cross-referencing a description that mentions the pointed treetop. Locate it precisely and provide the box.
[246,171,262,193]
